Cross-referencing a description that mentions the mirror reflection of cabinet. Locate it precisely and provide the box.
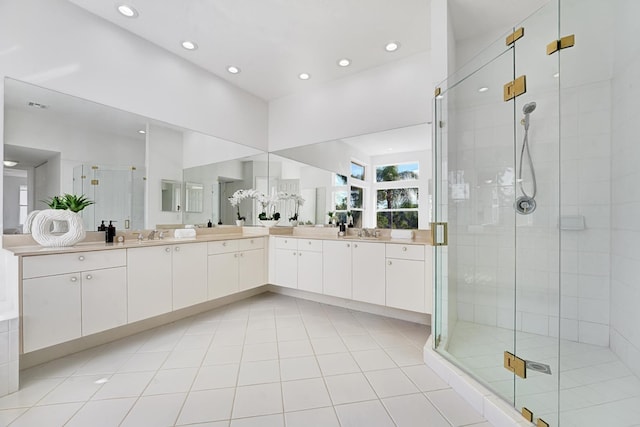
[185,182,204,213]
[161,180,182,212]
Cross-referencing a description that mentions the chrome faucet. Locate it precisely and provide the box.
[147,230,157,240]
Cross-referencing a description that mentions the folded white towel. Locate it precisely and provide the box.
[174,228,197,239]
[391,229,413,239]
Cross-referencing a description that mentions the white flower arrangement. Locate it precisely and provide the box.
[279,192,306,221]
[228,189,260,220]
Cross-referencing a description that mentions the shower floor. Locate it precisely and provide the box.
[443,321,640,427]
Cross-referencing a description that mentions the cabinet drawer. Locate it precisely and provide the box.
[385,244,424,261]
[238,237,264,251]
[275,237,298,250]
[297,239,322,252]
[23,249,126,279]
[208,240,239,254]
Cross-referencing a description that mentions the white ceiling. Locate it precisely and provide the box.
[68,0,431,101]
[342,123,430,157]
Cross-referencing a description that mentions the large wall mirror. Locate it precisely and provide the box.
[2,78,265,234]
[271,123,431,229]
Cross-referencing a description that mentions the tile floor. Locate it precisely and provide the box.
[0,293,490,426]
[445,321,640,427]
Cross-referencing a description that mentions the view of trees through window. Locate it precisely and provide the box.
[375,163,419,229]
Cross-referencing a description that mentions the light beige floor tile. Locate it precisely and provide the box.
[280,356,322,381]
[176,388,235,425]
[383,393,450,427]
[192,363,240,391]
[232,382,282,418]
[334,399,395,427]
[282,377,332,412]
[284,406,340,427]
[66,397,136,427]
[324,373,377,405]
[238,359,280,386]
[120,392,186,427]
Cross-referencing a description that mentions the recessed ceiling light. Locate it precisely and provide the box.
[298,73,311,80]
[3,160,18,167]
[137,129,146,134]
[227,66,241,74]
[553,72,560,78]
[337,58,351,67]
[117,4,138,18]
[385,41,400,52]
[181,41,197,50]
[478,87,489,93]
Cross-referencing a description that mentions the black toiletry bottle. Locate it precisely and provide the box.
[97,220,106,232]
[207,219,213,228]
[106,221,116,243]
[339,222,346,233]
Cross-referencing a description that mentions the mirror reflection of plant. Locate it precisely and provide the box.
[280,192,305,222]
[43,194,94,212]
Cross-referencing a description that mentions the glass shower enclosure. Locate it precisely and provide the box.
[433,1,639,426]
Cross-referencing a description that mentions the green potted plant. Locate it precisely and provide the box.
[41,194,94,233]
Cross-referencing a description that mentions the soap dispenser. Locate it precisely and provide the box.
[97,220,106,232]
[106,221,116,243]
[207,219,213,228]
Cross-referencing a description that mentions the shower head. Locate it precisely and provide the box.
[523,102,537,115]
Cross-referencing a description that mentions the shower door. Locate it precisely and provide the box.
[433,1,561,424]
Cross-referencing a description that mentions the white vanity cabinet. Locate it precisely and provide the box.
[322,240,352,299]
[208,238,265,299]
[352,241,386,305]
[22,249,127,352]
[274,238,299,289]
[172,242,208,310]
[385,244,430,313]
[127,245,173,322]
[128,242,208,321]
[274,238,323,293]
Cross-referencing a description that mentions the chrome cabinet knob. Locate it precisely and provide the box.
[402,246,407,252]
[234,253,238,258]
[85,274,92,280]
[165,247,171,253]
[175,246,180,252]
[346,243,350,248]
[354,244,358,248]
[78,256,85,261]
[222,242,227,246]
[70,276,78,282]
[388,260,392,265]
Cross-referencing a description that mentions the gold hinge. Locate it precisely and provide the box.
[430,222,448,246]
[546,34,575,55]
[80,175,86,179]
[91,165,99,170]
[503,75,527,102]
[521,407,533,422]
[504,351,527,378]
[506,27,524,46]
[537,419,549,427]
[434,87,442,97]
[439,120,445,129]
[131,166,137,171]
[90,179,99,186]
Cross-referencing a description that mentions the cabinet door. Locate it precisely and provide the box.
[127,246,173,322]
[352,242,386,305]
[23,274,82,352]
[82,266,127,336]
[275,248,298,288]
[322,240,352,298]
[298,250,323,294]
[208,252,239,299]
[386,258,426,313]
[172,243,208,310]
[239,249,265,291]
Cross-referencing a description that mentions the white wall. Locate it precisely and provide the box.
[269,52,431,151]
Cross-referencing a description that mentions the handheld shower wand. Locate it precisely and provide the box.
[515,102,538,214]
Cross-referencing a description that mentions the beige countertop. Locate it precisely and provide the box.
[3,226,432,257]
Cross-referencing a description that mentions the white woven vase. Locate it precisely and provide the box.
[31,209,86,247]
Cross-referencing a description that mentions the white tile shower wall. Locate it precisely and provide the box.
[0,318,19,398]
[451,80,611,346]
[610,25,640,375]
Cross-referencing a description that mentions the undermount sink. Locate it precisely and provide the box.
[341,235,380,241]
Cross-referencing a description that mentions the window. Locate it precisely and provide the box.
[350,162,365,181]
[349,185,364,227]
[375,162,419,229]
[376,162,419,182]
[335,173,347,186]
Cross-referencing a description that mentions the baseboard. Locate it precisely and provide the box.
[266,285,431,325]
